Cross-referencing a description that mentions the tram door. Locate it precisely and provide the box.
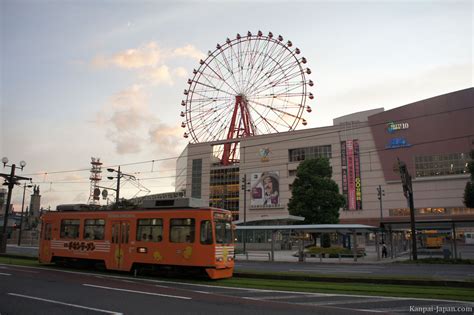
[111,221,131,270]
[39,221,53,263]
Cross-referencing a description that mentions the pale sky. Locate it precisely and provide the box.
[1,0,472,210]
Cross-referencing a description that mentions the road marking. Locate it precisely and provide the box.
[0,272,12,276]
[83,284,192,300]
[8,293,122,314]
[153,280,331,295]
[289,269,373,273]
[2,263,471,304]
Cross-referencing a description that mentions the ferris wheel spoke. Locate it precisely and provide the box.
[245,41,271,87]
[246,43,284,90]
[248,98,301,120]
[201,61,240,95]
[251,43,289,87]
[242,39,257,86]
[246,40,282,89]
[248,73,303,99]
[250,107,289,132]
[192,80,235,96]
[247,59,301,95]
[211,51,241,93]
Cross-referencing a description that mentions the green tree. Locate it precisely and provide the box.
[288,158,345,246]
[464,150,474,208]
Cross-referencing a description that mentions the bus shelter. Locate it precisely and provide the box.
[382,218,474,260]
[236,224,378,262]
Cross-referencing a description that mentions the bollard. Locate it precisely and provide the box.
[319,253,322,263]
[338,253,341,262]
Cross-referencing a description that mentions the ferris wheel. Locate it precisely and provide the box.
[180,31,313,164]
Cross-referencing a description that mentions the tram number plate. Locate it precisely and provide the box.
[64,241,96,251]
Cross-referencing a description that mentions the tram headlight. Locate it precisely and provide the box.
[216,257,223,262]
[137,247,148,253]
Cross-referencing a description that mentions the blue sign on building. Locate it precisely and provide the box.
[386,137,411,149]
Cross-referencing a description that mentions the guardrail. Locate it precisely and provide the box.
[235,252,271,261]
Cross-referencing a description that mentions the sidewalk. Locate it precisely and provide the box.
[235,249,409,264]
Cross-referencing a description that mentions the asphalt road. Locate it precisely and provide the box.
[5,245,474,281]
[1,263,473,315]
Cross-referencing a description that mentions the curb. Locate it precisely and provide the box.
[233,272,474,288]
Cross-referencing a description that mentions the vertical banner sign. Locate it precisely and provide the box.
[354,140,362,210]
[346,140,356,210]
[340,141,348,209]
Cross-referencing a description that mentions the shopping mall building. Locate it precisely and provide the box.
[175,88,474,228]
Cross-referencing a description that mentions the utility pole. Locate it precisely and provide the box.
[107,166,134,209]
[18,183,33,246]
[376,185,385,242]
[0,157,31,253]
[241,174,248,253]
[397,158,417,260]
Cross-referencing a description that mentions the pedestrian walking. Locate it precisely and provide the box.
[381,242,388,258]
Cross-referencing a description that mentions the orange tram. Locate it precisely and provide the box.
[39,201,234,279]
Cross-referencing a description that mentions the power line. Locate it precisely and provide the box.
[22,105,473,178]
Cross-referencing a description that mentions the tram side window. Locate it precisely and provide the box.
[170,218,195,243]
[60,219,80,239]
[84,219,105,240]
[200,220,213,244]
[137,219,163,242]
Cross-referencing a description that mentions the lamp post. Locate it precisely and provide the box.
[376,185,385,242]
[0,157,31,253]
[107,166,135,208]
[241,174,249,253]
[18,183,33,246]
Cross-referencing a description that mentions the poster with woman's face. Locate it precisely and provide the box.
[250,171,280,208]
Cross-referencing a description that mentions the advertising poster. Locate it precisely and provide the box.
[250,171,280,208]
[354,140,363,210]
[340,141,348,209]
[346,140,356,210]
[341,140,362,210]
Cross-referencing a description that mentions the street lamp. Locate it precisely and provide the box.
[107,166,135,208]
[241,174,250,253]
[0,157,31,253]
[18,183,33,246]
[376,185,385,243]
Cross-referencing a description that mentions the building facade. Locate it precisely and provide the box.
[175,88,474,226]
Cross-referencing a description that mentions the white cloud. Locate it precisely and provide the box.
[97,85,152,154]
[149,124,185,155]
[173,67,188,78]
[111,42,161,69]
[173,44,206,61]
[143,65,174,86]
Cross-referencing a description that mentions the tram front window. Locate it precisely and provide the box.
[215,220,232,244]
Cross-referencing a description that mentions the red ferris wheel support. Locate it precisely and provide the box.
[221,95,255,165]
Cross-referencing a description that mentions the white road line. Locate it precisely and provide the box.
[259,294,317,300]
[8,293,122,314]
[0,272,12,276]
[153,280,333,296]
[289,269,373,273]
[83,284,192,300]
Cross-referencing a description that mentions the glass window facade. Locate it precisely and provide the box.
[414,152,469,177]
[289,145,332,162]
[209,167,240,221]
[191,159,202,198]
